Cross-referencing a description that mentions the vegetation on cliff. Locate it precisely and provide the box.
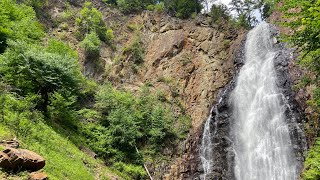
[278,0,320,179]
[0,0,192,179]
[1,0,319,179]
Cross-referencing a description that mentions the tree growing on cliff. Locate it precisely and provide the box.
[75,2,108,41]
[230,0,258,28]
[116,0,157,13]
[161,0,203,18]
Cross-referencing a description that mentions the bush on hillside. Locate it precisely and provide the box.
[80,32,101,59]
[75,2,107,41]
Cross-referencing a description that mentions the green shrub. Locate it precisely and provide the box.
[210,4,230,23]
[75,2,107,41]
[22,0,47,9]
[92,84,185,160]
[106,28,115,44]
[80,32,101,59]
[46,39,78,58]
[48,91,77,127]
[154,2,165,12]
[303,138,320,180]
[113,162,147,180]
[117,0,156,13]
[146,4,155,11]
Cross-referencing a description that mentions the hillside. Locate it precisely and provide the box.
[0,0,319,180]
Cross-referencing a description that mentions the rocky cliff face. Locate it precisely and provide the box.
[107,12,245,131]
[109,13,246,179]
[268,3,319,148]
[42,1,246,178]
[167,24,307,180]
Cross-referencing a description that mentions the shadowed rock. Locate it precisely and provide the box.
[0,148,45,172]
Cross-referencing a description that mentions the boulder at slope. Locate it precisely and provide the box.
[0,148,45,171]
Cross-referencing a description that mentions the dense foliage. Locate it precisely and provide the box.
[279,0,320,179]
[161,0,203,18]
[80,31,102,59]
[0,1,192,179]
[81,84,190,162]
[116,0,156,13]
[115,0,203,18]
[304,138,320,180]
[210,3,230,23]
[0,0,44,53]
[76,2,108,41]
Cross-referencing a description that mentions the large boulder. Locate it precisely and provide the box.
[0,148,45,171]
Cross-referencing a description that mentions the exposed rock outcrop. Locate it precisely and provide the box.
[43,3,247,178]
[0,148,45,172]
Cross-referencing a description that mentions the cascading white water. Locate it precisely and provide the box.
[231,22,298,180]
[200,107,214,178]
[200,88,228,179]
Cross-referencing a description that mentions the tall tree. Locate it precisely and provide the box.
[230,0,259,28]
[202,0,217,13]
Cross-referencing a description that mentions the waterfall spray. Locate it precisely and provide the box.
[231,22,298,180]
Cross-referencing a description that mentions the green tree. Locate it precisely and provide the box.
[75,2,107,40]
[161,0,203,18]
[230,0,258,28]
[116,0,156,13]
[210,3,230,23]
[0,41,83,112]
[0,0,44,53]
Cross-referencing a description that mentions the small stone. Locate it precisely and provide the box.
[0,139,19,148]
[28,172,48,180]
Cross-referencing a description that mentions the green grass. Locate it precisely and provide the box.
[0,124,13,140]
[0,121,119,180]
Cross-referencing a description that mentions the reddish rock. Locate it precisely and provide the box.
[0,148,45,171]
[28,172,48,180]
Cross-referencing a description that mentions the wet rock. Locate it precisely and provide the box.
[0,148,45,171]
[28,172,48,180]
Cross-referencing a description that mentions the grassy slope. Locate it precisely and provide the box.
[0,121,119,180]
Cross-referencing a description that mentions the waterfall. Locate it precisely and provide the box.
[231,22,298,180]
[200,107,214,178]
[199,22,301,180]
[200,88,228,179]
